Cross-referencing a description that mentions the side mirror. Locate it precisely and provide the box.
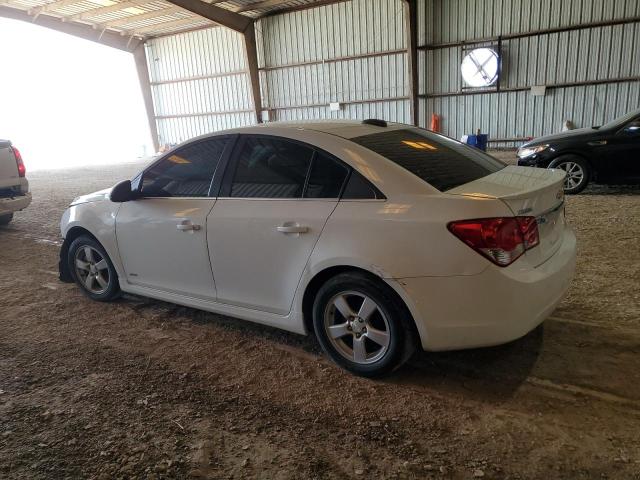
[110,180,135,202]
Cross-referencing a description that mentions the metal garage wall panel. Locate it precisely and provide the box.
[146,27,247,82]
[273,99,410,123]
[145,27,252,146]
[425,82,640,147]
[157,113,254,145]
[256,0,410,124]
[420,0,639,43]
[257,0,405,66]
[418,0,640,143]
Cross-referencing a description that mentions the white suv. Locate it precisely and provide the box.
[0,140,31,225]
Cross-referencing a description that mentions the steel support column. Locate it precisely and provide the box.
[243,26,263,123]
[402,0,419,126]
[133,44,160,152]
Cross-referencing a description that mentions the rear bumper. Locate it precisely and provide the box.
[0,192,31,216]
[398,227,577,351]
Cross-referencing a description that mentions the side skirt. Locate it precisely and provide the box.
[120,282,307,336]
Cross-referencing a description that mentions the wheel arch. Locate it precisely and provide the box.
[301,265,422,348]
[59,226,103,282]
[548,150,593,168]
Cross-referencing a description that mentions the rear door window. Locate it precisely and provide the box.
[351,129,505,191]
[304,152,349,199]
[229,136,314,199]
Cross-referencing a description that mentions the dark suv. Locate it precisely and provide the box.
[516,109,640,193]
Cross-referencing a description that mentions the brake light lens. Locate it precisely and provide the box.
[448,217,540,267]
[13,147,25,177]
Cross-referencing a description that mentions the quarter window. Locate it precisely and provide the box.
[229,136,314,198]
[304,152,349,198]
[141,138,228,197]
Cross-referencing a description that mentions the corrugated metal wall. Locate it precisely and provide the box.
[144,0,639,147]
[145,27,254,145]
[255,0,410,123]
[418,0,640,145]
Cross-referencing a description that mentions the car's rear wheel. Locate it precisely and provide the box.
[549,155,590,194]
[0,213,13,225]
[68,235,120,301]
[313,271,415,377]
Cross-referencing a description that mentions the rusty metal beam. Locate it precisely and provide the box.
[402,0,418,126]
[133,44,160,152]
[243,25,263,123]
[0,5,142,51]
[165,0,251,33]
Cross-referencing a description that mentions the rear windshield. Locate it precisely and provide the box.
[351,128,505,191]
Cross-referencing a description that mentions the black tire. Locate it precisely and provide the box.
[549,154,590,194]
[68,235,120,301]
[0,213,13,225]
[312,271,416,377]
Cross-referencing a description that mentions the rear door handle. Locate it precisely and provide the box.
[277,224,309,234]
[177,220,201,231]
[587,140,607,146]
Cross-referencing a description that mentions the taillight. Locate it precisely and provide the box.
[448,216,540,267]
[12,147,25,177]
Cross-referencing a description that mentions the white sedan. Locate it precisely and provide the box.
[59,120,576,377]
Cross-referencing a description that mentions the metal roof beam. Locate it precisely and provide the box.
[0,4,142,51]
[164,0,250,33]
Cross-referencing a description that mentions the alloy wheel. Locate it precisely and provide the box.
[74,246,110,295]
[323,291,391,365]
[557,161,584,190]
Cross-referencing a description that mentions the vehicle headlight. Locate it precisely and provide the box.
[517,144,549,158]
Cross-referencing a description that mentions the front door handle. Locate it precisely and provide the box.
[177,220,201,232]
[587,140,607,146]
[277,224,309,234]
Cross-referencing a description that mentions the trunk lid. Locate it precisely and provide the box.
[447,165,566,266]
[0,141,20,190]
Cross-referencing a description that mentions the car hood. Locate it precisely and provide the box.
[522,127,597,147]
[70,188,112,206]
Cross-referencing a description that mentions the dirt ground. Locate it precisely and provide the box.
[1,154,639,480]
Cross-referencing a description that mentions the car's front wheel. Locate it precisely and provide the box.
[68,235,120,301]
[313,271,415,377]
[549,155,590,194]
[0,213,13,225]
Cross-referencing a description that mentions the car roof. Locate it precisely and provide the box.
[230,120,409,140]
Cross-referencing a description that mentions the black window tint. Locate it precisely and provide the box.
[351,129,505,191]
[304,152,349,198]
[230,136,313,198]
[342,171,385,199]
[141,138,228,197]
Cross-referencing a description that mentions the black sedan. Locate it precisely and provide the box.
[517,108,640,193]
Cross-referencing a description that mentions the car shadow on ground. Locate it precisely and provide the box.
[387,327,544,403]
[120,294,543,403]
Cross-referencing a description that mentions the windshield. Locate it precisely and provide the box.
[351,128,506,191]
[599,109,640,130]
